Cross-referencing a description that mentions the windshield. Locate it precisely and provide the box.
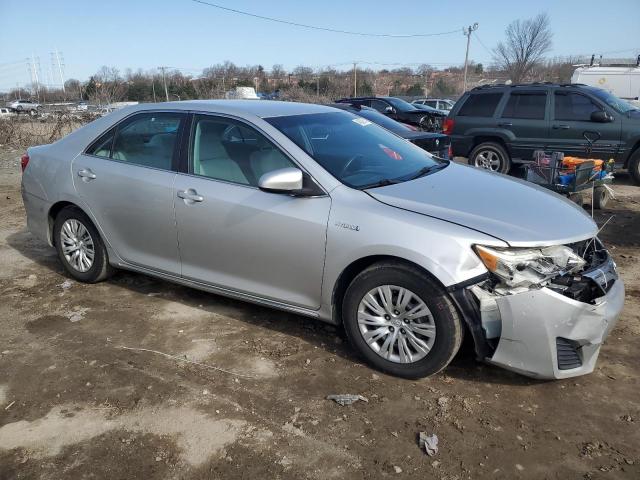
[266,112,442,189]
[589,87,637,113]
[385,97,419,112]
[354,108,410,133]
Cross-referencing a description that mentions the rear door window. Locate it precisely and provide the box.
[86,128,116,158]
[457,93,503,117]
[111,113,183,170]
[554,92,600,121]
[502,92,547,120]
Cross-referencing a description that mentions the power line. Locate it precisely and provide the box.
[473,32,493,57]
[190,0,461,38]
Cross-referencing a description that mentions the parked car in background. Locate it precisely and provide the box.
[445,83,640,183]
[7,99,41,114]
[0,107,15,117]
[331,103,450,158]
[411,102,449,116]
[413,98,456,112]
[336,96,446,132]
[21,100,624,380]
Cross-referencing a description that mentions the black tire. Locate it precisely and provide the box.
[592,186,609,209]
[16,105,23,112]
[53,206,114,283]
[469,142,511,174]
[568,192,584,207]
[629,149,640,185]
[342,261,463,379]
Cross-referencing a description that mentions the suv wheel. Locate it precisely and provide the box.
[629,149,640,185]
[342,261,463,379]
[469,142,511,174]
[53,206,114,283]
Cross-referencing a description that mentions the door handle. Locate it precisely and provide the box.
[77,168,96,180]
[177,189,204,203]
[497,122,513,127]
[552,124,570,130]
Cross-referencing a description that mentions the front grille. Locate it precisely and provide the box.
[556,337,582,370]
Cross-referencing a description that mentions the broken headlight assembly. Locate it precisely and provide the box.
[474,244,586,289]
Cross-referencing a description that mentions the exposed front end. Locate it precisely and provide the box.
[460,238,624,379]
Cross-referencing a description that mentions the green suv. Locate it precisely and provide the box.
[443,83,640,183]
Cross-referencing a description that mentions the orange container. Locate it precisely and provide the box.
[562,156,604,172]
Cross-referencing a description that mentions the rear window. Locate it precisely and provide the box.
[501,92,547,120]
[457,93,502,117]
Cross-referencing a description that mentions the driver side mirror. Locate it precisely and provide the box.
[258,167,303,193]
[384,106,396,114]
[590,110,614,123]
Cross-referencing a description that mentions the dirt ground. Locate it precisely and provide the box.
[0,146,638,480]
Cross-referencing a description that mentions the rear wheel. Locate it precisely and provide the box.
[342,262,463,379]
[469,142,511,174]
[629,149,640,185]
[592,186,610,209]
[53,206,114,283]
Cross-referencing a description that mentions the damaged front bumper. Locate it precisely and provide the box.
[486,277,624,379]
[452,246,625,380]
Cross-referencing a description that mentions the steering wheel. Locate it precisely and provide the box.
[339,154,364,177]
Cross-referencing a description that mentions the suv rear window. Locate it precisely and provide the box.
[502,92,547,120]
[457,93,502,117]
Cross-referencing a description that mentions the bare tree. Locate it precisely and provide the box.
[493,13,553,83]
[89,66,127,105]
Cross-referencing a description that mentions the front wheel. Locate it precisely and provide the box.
[342,262,463,379]
[53,206,114,283]
[469,142,511,174]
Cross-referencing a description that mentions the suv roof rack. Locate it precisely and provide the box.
[470,82,589,91]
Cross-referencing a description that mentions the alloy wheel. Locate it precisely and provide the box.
[60,219,95,272]
[474,150,502,171]
[357,285,436,364]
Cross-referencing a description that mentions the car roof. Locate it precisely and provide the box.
[130,100,338,118]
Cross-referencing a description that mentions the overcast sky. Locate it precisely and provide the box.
[1,0,638,90]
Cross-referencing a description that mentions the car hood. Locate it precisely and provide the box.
[366,162,598,247]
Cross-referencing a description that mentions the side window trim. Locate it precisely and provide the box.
[183,110,327,195]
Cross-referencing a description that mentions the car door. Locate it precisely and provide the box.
[548,90,622,160]
[173,113,331,309]
[497,90,550,161]
[72,111,185,274]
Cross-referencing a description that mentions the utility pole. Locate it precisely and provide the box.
[353,61,357,97]
[158,66,169,101]
[152,78,157,102]
[462,23,478,93]
[54,49,66,95]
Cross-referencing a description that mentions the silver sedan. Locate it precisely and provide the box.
[21,100,624,379]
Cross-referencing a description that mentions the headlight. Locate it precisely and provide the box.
[474,245,586,288]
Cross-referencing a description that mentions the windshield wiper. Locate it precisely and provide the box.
[358,178,401,190]
[408,162,449,180]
